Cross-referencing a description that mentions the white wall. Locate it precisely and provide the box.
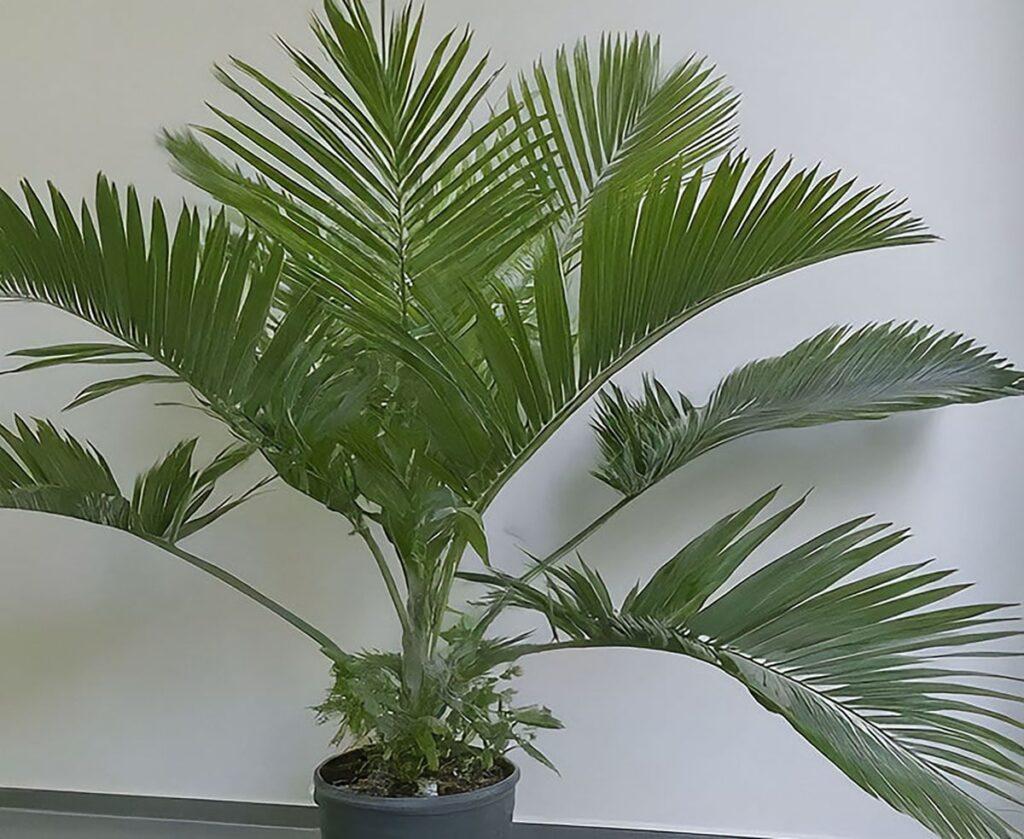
[1,2,1021,837]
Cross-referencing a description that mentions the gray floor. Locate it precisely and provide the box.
[4,804,1022,839]
[0,809,685,839]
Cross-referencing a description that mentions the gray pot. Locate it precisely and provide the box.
[313,755,520,839]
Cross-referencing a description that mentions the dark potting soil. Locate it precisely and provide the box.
[320,749,513,798]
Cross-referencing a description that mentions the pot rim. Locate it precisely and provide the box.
[313,753,520,815]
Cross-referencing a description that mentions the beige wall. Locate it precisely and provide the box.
[1,2,1022,836]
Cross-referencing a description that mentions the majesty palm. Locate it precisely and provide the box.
[1,1,1023,836]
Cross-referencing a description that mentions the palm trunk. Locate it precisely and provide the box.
[401,578,431,698]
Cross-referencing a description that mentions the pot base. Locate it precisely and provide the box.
[313,754,519,839]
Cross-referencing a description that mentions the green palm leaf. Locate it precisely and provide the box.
[511,35,738,234]
[473,154,936,507]
[0,417,262,542]
[594,322,1024,497]
[575,155,932,382]
[153,2,939,515]
[0,179,387,506]
[0,417,341,656]
[163,0,555,326]
[0,177,284,417]
[468,490,1024,839]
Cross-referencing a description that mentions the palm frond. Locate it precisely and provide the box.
[0,417,263,542]
[594,322,1024,497]
[473,154,936,507]
[470,491,1024,839]
[162,0,555,326]
[512,36,738,236]
[0,179,393,510]
[575,155,932,381]
[0,177,284,419]
[0,417,342,656]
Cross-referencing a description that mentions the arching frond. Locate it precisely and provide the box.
[574,155,932,382]
[594,322,1024,497]
[0,177,285,419]
[472,154,936,506]
[468,491,1024,839]
[0,179,393,510]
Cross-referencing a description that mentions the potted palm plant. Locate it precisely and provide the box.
[1,1,1022,837]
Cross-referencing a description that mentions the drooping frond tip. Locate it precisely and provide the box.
[471,491,1024,839]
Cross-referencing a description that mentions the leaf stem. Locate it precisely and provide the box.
[472,496,631,636]
[354,523,413,635]
[429,535,468,653]
[151,538,346,662]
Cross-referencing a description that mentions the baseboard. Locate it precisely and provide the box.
[0,787,317,828]
[0,787,730,837]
